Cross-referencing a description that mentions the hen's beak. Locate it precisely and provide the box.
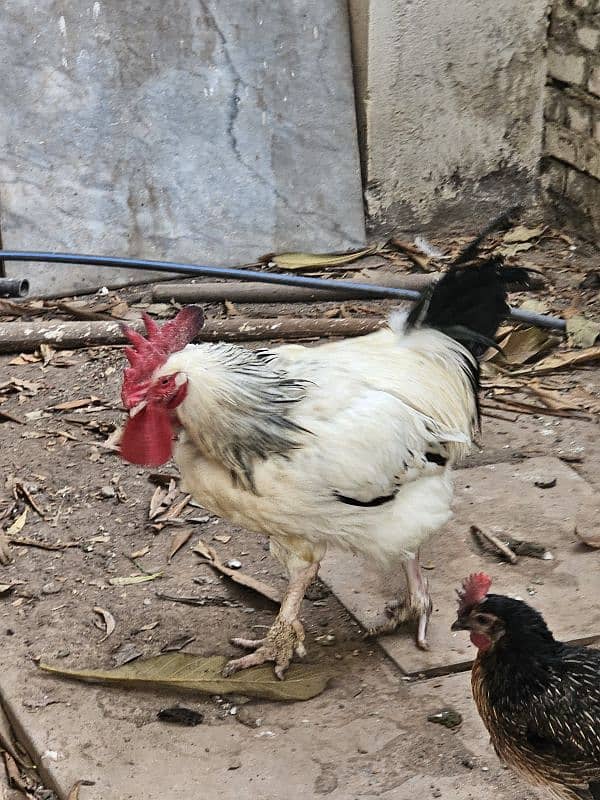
[451,617,470,632]
[129,400,147,418]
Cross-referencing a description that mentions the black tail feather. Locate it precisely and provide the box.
[453,205,523,266]
[406,258,531,357]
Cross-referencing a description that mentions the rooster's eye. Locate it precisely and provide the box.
[160,377,170,386]
[475,614,488,624]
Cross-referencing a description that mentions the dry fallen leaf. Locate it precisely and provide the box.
[108,573,162,587]
[272,247,375,270]
[67,782,83,800]
[129,546,150,559]
[5,509,27,536]
[516,346,600,375]
[0,582,24,596]
[566,315,600,349]
[493,327,557,365]
[49,396,103,411]
[167,528,193,563]
[93,607,116,642]
[39,344,55,366]
[40,653,332,701]
[193,541,281,604]
[496,241,536,258]
[502,224,546,244]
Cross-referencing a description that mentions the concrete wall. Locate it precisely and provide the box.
[0,1,365,296]
[541,0,600,239]
[349,0,550,235]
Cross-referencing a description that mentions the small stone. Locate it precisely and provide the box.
[236,707,263,728]
[157,706,204,726]
[41,582,62,595]
[55,649,70,658]
[534,477,557,489]
[577,26,600,51]
[432,790,442,798]
[100,485,116,498]
[589,67,600,98]
[427,708,463,729]
[315,633,336,647]
[547,50,585,85]
[461,757,475,769]
[225,559,242,570]
[227,758,242,770]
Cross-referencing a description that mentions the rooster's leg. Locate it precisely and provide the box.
[223,542,322,679]
[368,552,433,650]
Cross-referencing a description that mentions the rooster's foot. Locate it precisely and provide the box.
[367,594,433,650]
[223,617,306,680]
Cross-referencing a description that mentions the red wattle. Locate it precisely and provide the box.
[470,632,492,651]
[120,405,174,467]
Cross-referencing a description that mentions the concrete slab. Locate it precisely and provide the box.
[320,457,600,676]
[0,657,539,800]
[0,1,365,296]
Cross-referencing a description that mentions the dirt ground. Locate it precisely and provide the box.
[0,223,599,799]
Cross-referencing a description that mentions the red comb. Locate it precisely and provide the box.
[456,573,492,612]
[121,306,204,406]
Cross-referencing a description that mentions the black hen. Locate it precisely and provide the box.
[452,574,600,800]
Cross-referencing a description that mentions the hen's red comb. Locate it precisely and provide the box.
[121,306,204,406]
[456,573,492,612]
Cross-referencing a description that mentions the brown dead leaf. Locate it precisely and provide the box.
[0,409,24,424]
[566,315,600,349]
[193,540,281,604]
[5,509,27,536]
[2,751,34,795]
[41,653,332,701]
[129,546,150,559]
[9,353,40,366]
[155,493,191,523]
[516,346,600,375]
[167,528,193,563]
[494,327,557,365]
[0,581,23,595]
[149,486,166,519]
[39,344,55,366]
[67,782,83,800]
[110,301,130,318]
[224,300,239,317]
[148,480,178,520]
[93,606,116,642]
[213,534,231,544]
[273,248,376,270]
[49,396,103,411]
[502,224,546,244]
[496,241,536,258]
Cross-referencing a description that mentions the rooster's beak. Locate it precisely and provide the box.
[129,400,147,417]
[451,617,470,632]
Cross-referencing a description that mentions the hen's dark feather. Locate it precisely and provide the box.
[470,594,600,798]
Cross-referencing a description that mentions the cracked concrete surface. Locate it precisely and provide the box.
[0,1,365,296]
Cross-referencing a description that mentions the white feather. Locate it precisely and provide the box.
[163,321,478,568]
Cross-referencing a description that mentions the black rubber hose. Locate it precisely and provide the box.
[0,277,29,297]
[0,249,566,331]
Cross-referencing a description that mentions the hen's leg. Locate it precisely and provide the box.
[368,552,433,650]
[223,539,324,679]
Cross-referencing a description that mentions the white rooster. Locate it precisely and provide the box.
[119,252,528,678]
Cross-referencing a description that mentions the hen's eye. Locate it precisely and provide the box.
[475,614,488,624]
[160,377,170,386]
